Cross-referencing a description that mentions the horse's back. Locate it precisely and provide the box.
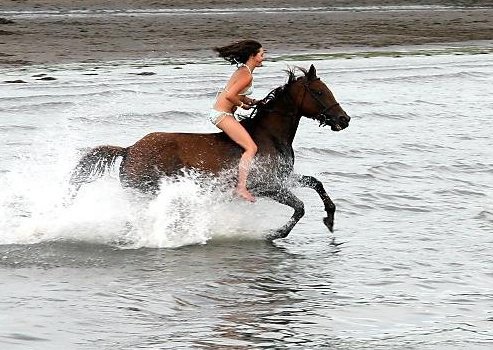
[121,131,241,188]
[131,131,236,160]
[134,131,227,147]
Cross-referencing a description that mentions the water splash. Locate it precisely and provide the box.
[0,163,273,248]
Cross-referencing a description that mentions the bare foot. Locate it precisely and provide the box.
[235,187,256,202]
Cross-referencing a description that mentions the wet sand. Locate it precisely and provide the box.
[1,1,493,66]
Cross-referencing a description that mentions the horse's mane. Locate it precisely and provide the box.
[246,67,309,122]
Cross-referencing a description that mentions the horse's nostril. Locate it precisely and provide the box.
[342,115,351,123]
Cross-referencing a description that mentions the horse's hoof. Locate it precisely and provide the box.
[323,217,334,233]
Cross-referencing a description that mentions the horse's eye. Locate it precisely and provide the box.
[316,90,323,96]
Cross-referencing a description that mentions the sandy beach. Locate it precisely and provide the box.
[1,0,493,66]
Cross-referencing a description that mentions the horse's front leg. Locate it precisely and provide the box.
[294,175,336,233]
[256,188,305,240]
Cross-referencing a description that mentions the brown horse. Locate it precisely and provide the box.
[70,65,350,240]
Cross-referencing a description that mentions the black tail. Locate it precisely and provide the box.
[69,145,127,198]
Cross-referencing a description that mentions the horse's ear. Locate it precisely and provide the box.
[307,64,317,80]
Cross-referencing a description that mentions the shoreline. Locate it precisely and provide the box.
[2,41,492,71]
[1,43,492,78]
[1,2,493,68]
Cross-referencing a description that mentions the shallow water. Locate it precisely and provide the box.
[1,53,492,349]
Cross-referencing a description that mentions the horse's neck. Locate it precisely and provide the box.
[252,99,301,147]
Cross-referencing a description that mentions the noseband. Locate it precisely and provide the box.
[293,78,340,126]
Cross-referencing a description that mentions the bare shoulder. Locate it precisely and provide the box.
[227,67,252,87]
[234,67,253,83]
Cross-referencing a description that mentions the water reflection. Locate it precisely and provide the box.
[169,241,335,348]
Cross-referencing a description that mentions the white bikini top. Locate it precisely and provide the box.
[238,64,253,96]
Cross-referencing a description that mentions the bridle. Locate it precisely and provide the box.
[293,78,340,127]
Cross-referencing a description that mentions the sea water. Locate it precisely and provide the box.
[0,52,492,348]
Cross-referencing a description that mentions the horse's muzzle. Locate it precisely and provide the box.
[333,114,351,131]
[321,113,351,131]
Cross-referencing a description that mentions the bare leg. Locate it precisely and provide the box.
[216,115,257,202]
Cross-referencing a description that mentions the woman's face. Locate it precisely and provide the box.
[253,48,265,67]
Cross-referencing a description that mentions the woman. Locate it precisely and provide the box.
[210,40,265,202]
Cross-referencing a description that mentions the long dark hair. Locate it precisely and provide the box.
[213,40,262,65]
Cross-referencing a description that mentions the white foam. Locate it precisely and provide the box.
[0,161,278,248]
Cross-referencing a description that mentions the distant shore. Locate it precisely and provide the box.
[1,0,493,67]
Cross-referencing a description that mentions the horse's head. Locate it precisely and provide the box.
[289,65,350,131]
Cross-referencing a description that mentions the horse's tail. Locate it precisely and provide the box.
[69,145,127,198]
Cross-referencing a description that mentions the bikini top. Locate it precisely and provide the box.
[238,65,253,96]
[238,83,253,96]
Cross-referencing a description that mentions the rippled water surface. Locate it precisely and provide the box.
[1,53,492,349]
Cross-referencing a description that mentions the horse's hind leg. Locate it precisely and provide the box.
[119,155,161,195]
[257,188,305,240]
